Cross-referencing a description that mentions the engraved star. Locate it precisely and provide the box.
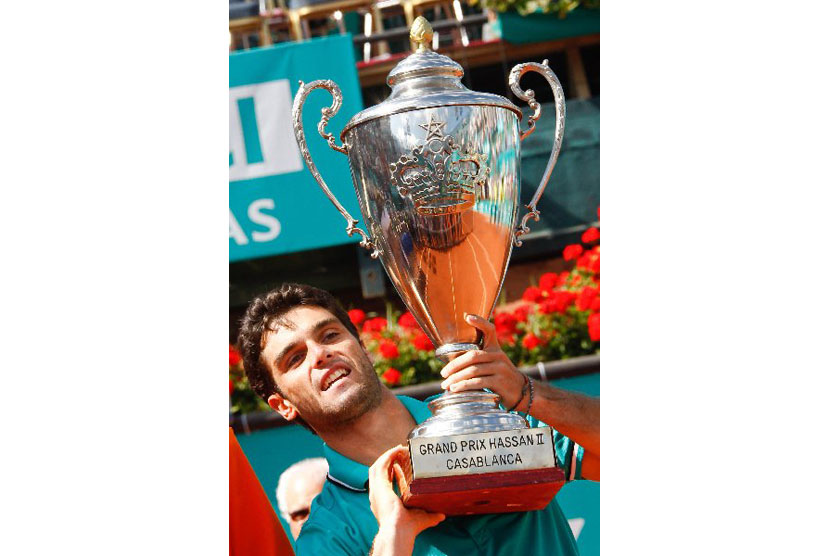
[419,115,446,141]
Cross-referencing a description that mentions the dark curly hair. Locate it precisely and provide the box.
[237,283,360,407]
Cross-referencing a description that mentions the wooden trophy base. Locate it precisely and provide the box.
[396,454,565,516]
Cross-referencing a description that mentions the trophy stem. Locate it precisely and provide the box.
[434,342,480,362]
[408,390,528,440]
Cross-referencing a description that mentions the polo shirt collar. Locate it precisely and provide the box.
[324,395,431,491]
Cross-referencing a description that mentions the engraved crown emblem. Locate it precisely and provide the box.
[390,115,490,216]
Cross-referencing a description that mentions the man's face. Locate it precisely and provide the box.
[283,473,326,539]
[261,305,382,431]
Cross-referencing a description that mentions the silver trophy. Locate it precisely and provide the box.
[293,17,567,514]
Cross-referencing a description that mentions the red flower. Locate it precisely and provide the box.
[588,313,600,342]
[591,296,600,312]
[379,341,399,359]
[363,317,387,334]
[563,244,584,261]
[557,290,577,311]
[229,379,234,395]
[581,227,600,244]
[229,345,241,367]
[538,299,557,314]
[539,272,558,292]
[522,286,544,303]
[348,309,366,327]
[557,271,571,287]
[413,332,434,351]
[382,367,401,385]
[576,286,599,312]
[576,252,593,271]
[540,291,577,314]
[513,305,531,322]
[398,311,418,330]
[522,333,543,350]
[494,312,518,335]
[589,253,600,274]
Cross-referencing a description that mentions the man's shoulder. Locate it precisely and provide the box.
[303,480,360,520]
[397,394,429,410]
[295,481,376,555]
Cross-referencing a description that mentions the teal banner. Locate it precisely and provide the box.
[229,35,364,262]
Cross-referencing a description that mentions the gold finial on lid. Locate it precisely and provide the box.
[410,16,433,53]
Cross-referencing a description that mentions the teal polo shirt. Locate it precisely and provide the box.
[295,395,585,556]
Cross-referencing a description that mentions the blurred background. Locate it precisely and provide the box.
[229,0,599,551]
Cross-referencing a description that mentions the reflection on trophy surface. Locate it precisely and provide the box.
[344,104,521,352]
[393,114,483,251]
[292,15,568,515]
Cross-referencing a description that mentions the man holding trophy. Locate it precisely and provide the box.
[238,283,599,555]
[241,14,599,555]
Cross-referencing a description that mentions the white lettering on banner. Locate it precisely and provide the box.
[229,198,282,246]
[229,79,302,181]
[229,210,249,246]
[248,198,281,241]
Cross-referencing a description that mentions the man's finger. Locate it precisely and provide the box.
[391,458,411,494]
[440,349,496,378]
[448,377,489,393]
[413,510,446,529]
[465,314,497,350]
[370,445,407,486]
[440,365,493,390]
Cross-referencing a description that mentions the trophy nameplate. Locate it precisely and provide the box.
[410,427,556,479]
[398,428,564,515]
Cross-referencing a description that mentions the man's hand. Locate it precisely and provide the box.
[440,314,600,481]
[439,314,528,411]
[368,445,445,556]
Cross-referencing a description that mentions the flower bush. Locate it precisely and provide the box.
[229,344,269,414]
[470,0,598,18]
[352,306,444,388]
[496,238,599,366]
[229,211,599,413]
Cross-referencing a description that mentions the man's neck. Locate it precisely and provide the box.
[319,390,416,467]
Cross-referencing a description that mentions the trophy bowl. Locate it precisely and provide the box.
[292,16,567,515]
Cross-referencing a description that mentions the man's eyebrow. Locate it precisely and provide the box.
[273,317,342,368]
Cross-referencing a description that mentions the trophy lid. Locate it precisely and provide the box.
[341,17,522,139]
[386,16,464,86]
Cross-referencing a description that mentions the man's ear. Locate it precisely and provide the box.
[268,392,299,422]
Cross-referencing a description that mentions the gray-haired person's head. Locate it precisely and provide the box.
[276,458,328,539]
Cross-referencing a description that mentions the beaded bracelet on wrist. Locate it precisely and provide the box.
[506,373,529,412]
[526,377,535,416]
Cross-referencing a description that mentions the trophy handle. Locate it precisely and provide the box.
[292,79,378,258]
[508,60,566,247]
